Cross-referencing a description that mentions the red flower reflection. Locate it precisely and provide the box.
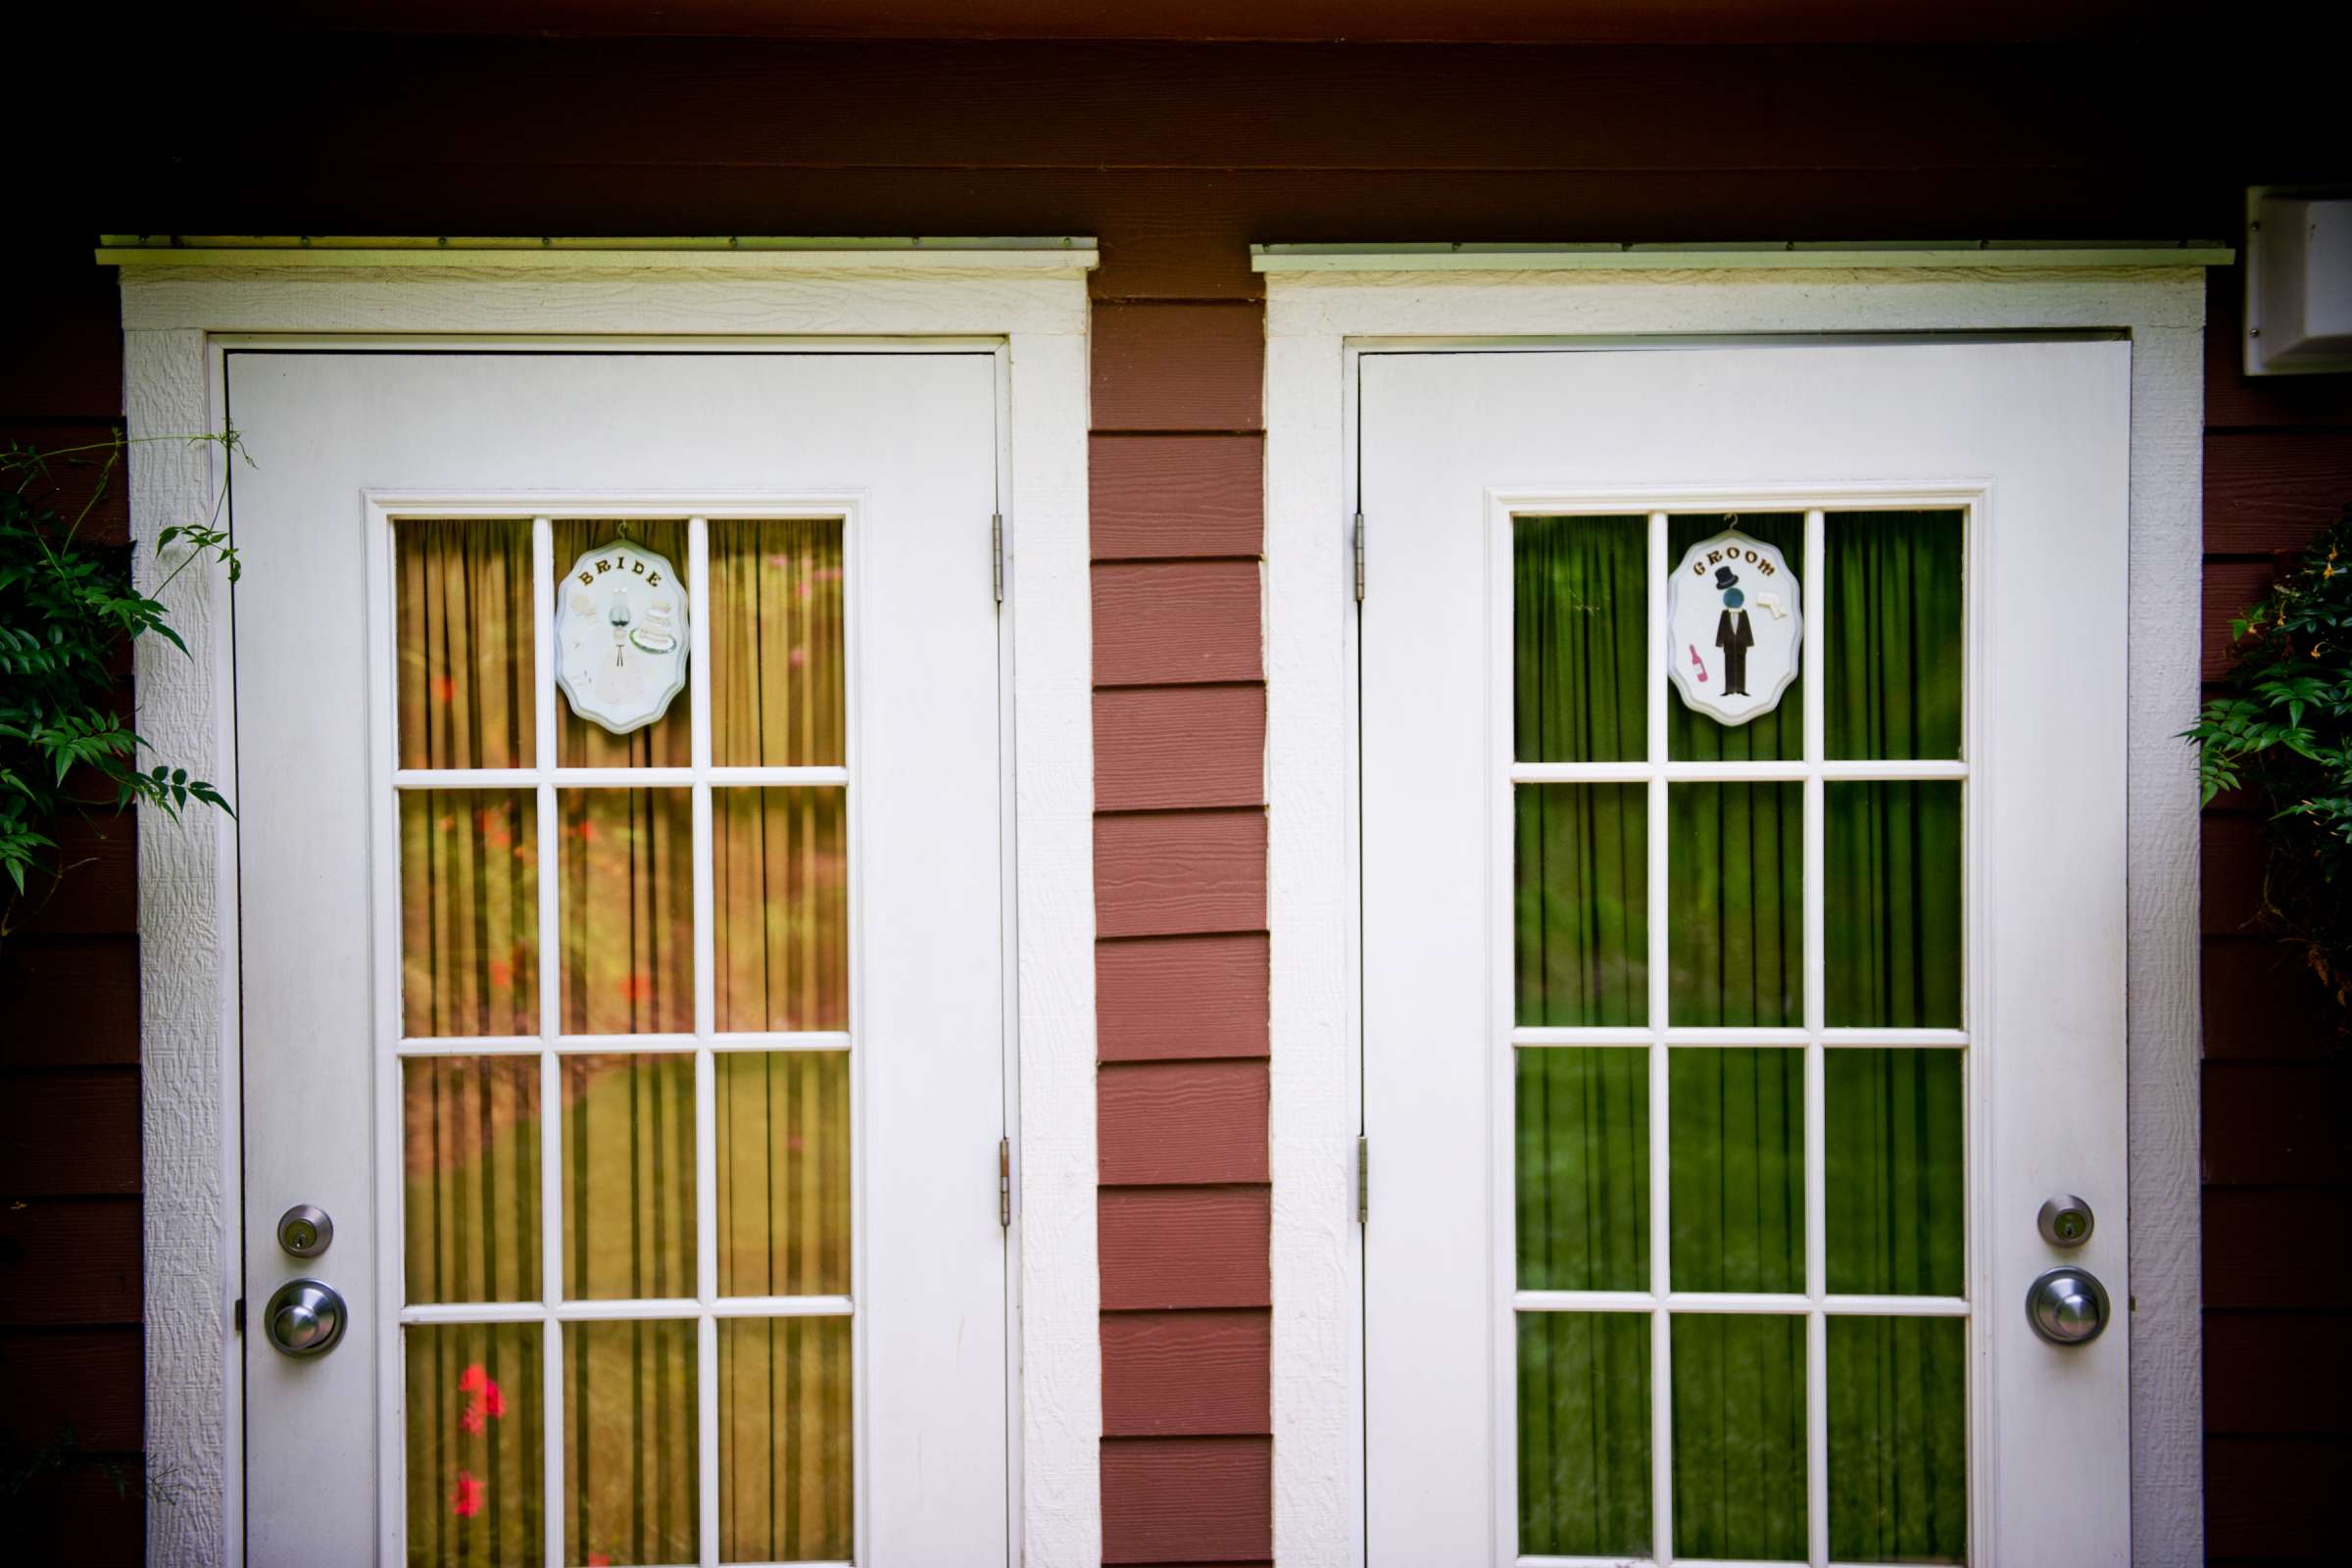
[458,1362,509,1436]
[452,1470,484,1517]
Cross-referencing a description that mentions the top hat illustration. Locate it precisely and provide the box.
[1713,564,1740,590]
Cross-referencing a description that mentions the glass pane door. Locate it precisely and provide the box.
[395,514,856,1567]
[1512,509,1970,1566]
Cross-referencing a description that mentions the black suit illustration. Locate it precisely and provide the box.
[1715,609,1755,695]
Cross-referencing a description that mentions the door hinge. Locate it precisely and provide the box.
[1352,511,1366,603]
[998,1136,1013,1228]
[1356,1134,1369,1226]
[991,513,1004,605]
[232,1296,245,1335]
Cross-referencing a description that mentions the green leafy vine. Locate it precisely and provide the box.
[1,431,240,940]
[2185,502,2352,1021]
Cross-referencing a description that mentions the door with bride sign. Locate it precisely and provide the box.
[229,348,1012,1565]
[1358,340,2132,1565]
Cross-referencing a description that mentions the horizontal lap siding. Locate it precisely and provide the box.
[0,258,142,1566]
[2199,265,2352,1563]
[1093,251,1271,1561]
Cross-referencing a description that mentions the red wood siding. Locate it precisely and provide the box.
[1091,223,1274,1557]
[2199,266,2352,1566]
[0,253,141,1563]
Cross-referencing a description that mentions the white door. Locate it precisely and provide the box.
[230,350,1012,1565]
[1360,341,2132,1565]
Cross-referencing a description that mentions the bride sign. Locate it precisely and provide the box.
[556,539,691,734]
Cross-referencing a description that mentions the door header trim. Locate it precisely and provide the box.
[101,234,1099,270]
[1253,239,2230,271]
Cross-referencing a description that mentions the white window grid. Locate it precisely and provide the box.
[1505,508,1971,1568]
[387,513,858,1568]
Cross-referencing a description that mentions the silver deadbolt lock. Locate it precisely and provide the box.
[2036,1195,2094,1249]
[277,1203,333,1258]
[2026,1266,2110,1347]
[264,1278,349,1357]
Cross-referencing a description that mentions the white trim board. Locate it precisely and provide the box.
[1260,265,2207,1567]
[120,260,1100,1568]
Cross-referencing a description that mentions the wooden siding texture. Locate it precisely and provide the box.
[2198,270,2352,1568]
[1,29,2336,1565]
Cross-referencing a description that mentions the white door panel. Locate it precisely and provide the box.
[231,351,1009,1564]
[1360,341,2132,1564]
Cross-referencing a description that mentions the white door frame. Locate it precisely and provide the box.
[117,250,1102,1568]
[1257,259,2215,1567]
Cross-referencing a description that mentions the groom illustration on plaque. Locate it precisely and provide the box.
[1712,564,1755,696]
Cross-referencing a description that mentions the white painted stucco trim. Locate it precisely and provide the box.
[1261,266,2209,1567]
[120,260,1102,1568]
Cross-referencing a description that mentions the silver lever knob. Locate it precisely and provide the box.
[265,1278,349,1357]
[2026,1266,2110,1347]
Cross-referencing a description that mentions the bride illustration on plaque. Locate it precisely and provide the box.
[1666,528,1801,725]
[556,538,690,733]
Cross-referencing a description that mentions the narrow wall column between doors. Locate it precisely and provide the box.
[1090,247,1274,1566]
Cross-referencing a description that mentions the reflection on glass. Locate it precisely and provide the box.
[1827,1049,1965,1297]
[404,1056,541,1305]
[1828,1315,1968,1563]
[1826,511,1964,761]
[1515,515,1647,763]
[1516,1049,1648,1292]
[556,520,692,768]
[562,1054,696,1301]
[1673,1313,1807,1559]
[561,789,694,1036]
[1516,784,1648,1026]
[710,520,847,767]
[1518,1312,1650,1557]
[717,1052,851,1298]
[407,1321,544,1566]
[402,791,540,1039]
[1668,783,1802,1027]
[1825,781,1962,1028]
[713,789,849,1033]
[1669,1048,1804,1294]
[397,519,535,771]
[1669,514,1805,762]
[564,1319,698,1567]
[718,1315,854,1563]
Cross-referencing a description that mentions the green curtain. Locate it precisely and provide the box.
[1513,512,1968,1561]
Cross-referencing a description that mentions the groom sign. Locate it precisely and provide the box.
[1667,530,1802,725]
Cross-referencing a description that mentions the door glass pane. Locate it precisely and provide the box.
[1825,781,1962,1028]
[564,1319,699,1566]
[1826,510,1964,761]
[1514,515,1646,763]
[713,788,850,1033]
[406,1321,544,1564]
[1827,1049,1965,1297]
[710,519,847,767]
[405,1056,541,1304]
[561,788,695,1036]
[1517,1312,1650,1556]
[718,1315,855,1562]
[1516,783,1648,1026]
[1828,1315,1968,1563]
[562,1054,696,1301]
[1516,1048,1648,1292]
[1667,782,1802,1027]
[397,519,536,771]
[717,1052,852,1298]
[556,519,692,767]
[402,790,540,1038]
[1672,1313,1807,1559]
[1668,1048,1804,1294]
[1668,513,1804,762]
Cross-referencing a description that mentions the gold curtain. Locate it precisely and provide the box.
[399,517,855,1564]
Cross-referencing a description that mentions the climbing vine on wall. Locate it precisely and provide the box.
[2186,503,2352,1024]
[0,433,237,942]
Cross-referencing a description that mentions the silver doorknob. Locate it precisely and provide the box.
[2026,1266,2110,1347]
[265,1278,348,1357]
